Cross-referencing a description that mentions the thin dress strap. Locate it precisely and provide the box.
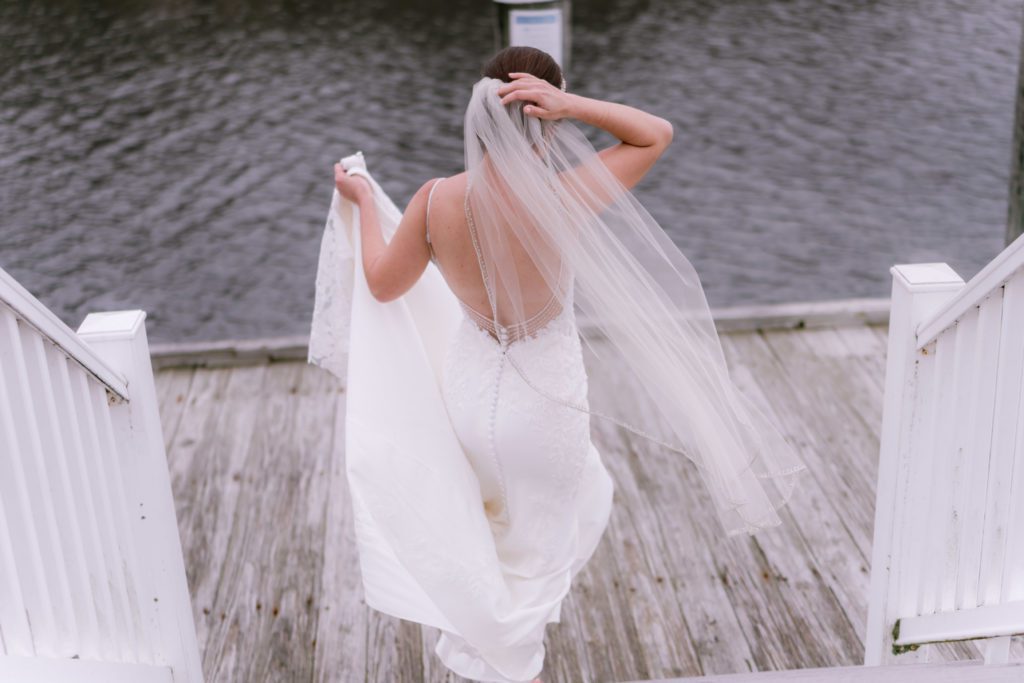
[425,177,444,263]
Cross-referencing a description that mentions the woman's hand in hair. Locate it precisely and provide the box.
[498,72,576,121]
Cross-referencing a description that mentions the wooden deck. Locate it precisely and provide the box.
[152,319,1020,682]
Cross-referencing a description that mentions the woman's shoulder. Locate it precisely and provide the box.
[419,172,468,207]
[410,172,468,227]
[423,171,468,191]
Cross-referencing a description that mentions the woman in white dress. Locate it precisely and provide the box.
[331,46,806,682]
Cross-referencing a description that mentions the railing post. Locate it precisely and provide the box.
[77,310,203,682]
[864,263,963,666]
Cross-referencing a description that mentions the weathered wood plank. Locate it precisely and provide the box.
[154,320,1014,683]
[542,589,600,683]
[587,334,860,676]
[828,324,888,395]
[153,367,194,450]
[724,333,868,663]
[869,323,890,347]
[750,329,880,553]
[576,353,754,678]
[540,401,651,683]
[721,330,875,648]
[162,363,339,680]
[207,362,335,681]
[313,387,373,682]
[164,364,266,676]
[715,332,866,668]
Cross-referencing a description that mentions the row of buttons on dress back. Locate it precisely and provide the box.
[487,344,511,532]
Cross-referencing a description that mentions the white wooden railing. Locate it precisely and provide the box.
[0,267,202,682]
[866,234,1024,666]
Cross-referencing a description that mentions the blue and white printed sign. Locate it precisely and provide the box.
[509,9,563,66]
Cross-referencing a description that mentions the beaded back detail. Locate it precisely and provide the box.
[462,187,569,346]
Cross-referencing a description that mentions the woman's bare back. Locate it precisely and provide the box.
[425,172,563,331]
[423,172,491,315]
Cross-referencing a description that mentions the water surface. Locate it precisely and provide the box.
[1,0,1020,342]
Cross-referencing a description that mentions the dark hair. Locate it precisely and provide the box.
[482,46,563,88]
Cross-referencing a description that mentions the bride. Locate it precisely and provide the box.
[327,46,806,683]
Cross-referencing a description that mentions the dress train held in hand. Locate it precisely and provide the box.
[309,152,615,682]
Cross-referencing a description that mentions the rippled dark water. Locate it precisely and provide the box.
[1,0,1021,343]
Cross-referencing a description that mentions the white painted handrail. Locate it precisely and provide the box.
[916,233,1024,348]
[866,240,1024,667]
[0,268,128,400]
[0,268,202,682]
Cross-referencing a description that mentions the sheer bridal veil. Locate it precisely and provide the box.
[462,76,807,537]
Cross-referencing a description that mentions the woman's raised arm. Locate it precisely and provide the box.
[497,72,674,191]
[334,165,434,303]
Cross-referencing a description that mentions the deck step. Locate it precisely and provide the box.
[621,661,1024,682]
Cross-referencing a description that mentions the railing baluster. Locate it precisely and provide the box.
[49,355,119,659]
[898,340,936,619]
[0,482,32,655]
[915,339,945,618]
[0,311,62,654]
[92,379,154,662]
[68,364,137,658]
[937,307,979,614]
[19,326,96,654]
[1001,360,1024,604]
[929,332,961,616]
[954,293,1004,611]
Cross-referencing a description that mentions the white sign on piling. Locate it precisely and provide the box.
[509,9,563,66]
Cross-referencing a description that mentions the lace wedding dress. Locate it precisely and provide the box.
[309,154,614,683]
[430,174,615,679]
[439,296,615,679]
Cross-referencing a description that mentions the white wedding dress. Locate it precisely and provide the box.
[309,154,614,682]
[312,69,808,671]
[429,176,616,679]
[438,302,615,678]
